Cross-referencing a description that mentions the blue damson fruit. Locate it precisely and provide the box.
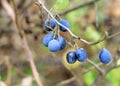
[48,39,60,52]
[57,36,66,50]
[42,33,54,47]
[76,48,88,62]
[44,18,56,31]
[66,51,77,64]
[59,19,70,32]
[99,48,112,64]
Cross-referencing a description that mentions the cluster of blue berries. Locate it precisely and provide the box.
[44,18,70,32]
[66,48,88,64]
[42,18,112,64]
[67,48,112,64]
[42,33,66,52]
[42,18,70,52]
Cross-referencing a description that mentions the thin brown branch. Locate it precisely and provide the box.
[11,0,23,38]
[11,0,18,25]
[89,31,120,46]
[1,0,15,21]
[94,1,99,27]
[22,37,43,86]
[107,31,120,39]
[5,56,11,86]
[87,59,105,75]
[81,63,103,75]
[19,0,36,14]
[8,0,44,86]
[59,0,100,15]
[55,77,76,86]
[56,63,103,86]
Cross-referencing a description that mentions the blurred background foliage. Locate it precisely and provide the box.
[0,0,120,86]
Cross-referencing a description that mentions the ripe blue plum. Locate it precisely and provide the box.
[76,48,88,62]
[48,39,60,52]
[59,19,70,32]
[57,36,66,50]
[99,48,112,64]
[44,18,56,31]
[42,33,54,47]
[66,51,77,64]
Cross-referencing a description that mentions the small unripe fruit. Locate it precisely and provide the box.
[44,18,56,31]
[57,36,66,50]
[48,39,60,52]
[42,33,54,47]
[99,48,112,64]
[76,48,88,62]
[59,19,70,32]
[66,51,77,64]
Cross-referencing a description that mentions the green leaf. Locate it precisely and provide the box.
[84,25,106,50]
[85,25,101,41]
[54,0,69,10]
[106,68,120,86]
[66,7,88,34]
[84,71,96,86]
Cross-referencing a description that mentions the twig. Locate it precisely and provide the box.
[107,31,120,39]
[19,0,36,14]
[1,0,15,21]
[5,56,11,86]
[22,37,43,86]
[94,1,99,27]
[61,61,82,86]
[37,0,120,46]
[56,63,103,86]
[92,65,120,86]
[81,63,103,75]
[59,0,100,15]
[55,77,76,86]
[87,59,105,74]
[5,0,44,86]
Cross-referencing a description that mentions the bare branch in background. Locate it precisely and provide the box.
[59,0,100,15]
[12,0,44,85]
[1,0,15,21]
